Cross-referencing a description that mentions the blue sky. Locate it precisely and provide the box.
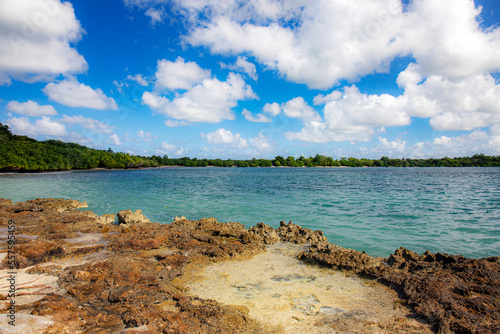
[1,0,500,159]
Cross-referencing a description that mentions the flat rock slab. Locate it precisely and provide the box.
[0,269,61,307]
[0,314,53,334]
[186,243,433,334]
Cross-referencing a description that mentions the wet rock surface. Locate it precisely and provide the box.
[0,197,497,333]
[299,243,500,334]
[0,199,268,333]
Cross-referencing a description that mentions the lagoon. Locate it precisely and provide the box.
[1,167,499,258]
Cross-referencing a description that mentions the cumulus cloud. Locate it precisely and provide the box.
[287,62,500,143]
[155,57,211,91]
[184,0,406,89]
[285,86,408,143]
[59,115,114,134]
[143,71,256,123]
[409,130,500,158]
[155,142,184,156]
[372,137,407,157]
[6,100,57,116]
[220,56,258,80]
[152,0,500,91]
[204,128,249,148]
[127,74,149,86]
[109,134,122,146]
[164,120,191,127]
[145,7,165,25]
[397,64,500,130]
[242,109,270,123]
[263,102,281,116]
[282,97,320,120]
[313,91,343,105]
[203,128,272,152]
[405,0,500,79]
[137,130,156,141]
[0,0,87,85]
[6,116,67,136]
[249,131,272,151]
[43,79,118,110]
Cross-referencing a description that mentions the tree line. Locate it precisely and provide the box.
[0,124,159,172]
[1,123,499,172]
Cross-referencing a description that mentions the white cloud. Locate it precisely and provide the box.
[408,130,500,158]
[6,100,57,116]
[372,137,407,157]
[59,115,114,134]
[137,130,156,141]
[203,128,272,152]
[127,74,149,86]
[170,0,500,90]
[282,97,320,120]
[109,134,122,146]
[263,102,281,116]
[286,86,409,143]
[43,79,118,110]
[155,57,211,91]
[287,60,500,144]
[0,0,87,85]
[164,120,191,127]
[405,0,500,79]
[313,91,343,105]
[204,128,249,148]
[145,7,165,25]
[249,131,272,151]
[396,63,500,130]
[143,72,256,123]
[221,56,258,80]
[184,1,407,89]
[242,109,270,123]
[6,116,67,136]
[155,141,184,156]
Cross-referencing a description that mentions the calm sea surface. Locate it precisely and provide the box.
[0,167,499,258]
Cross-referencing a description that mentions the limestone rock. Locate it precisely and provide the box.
[298,241,382,273]
[277,221,328,244]
[244,223,279,244]
[99,213,116,225]
[117,209,150,225]
[299,243,500,334]
[27,198,88,211]
[0,198,13,207]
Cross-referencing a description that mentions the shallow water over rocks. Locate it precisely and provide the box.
[186,243,432,333]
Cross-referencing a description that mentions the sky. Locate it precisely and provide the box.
[1,0,500,159]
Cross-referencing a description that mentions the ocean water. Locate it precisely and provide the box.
[0,167,499,258]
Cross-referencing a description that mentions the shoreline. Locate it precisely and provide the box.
[2,164,498,176]
[0,198,498,333]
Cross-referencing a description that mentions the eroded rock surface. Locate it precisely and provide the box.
[276,221,328,244]
[0,197,497,334]
[299,243,500,334]
[0,198,269,333]
[117,209,151,225]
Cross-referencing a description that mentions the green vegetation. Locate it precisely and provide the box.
[0,124,159,172]
[1,123,499,172]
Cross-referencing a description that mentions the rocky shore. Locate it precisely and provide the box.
[0,198,498,333]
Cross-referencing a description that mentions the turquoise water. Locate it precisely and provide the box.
[0,167,499,258]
